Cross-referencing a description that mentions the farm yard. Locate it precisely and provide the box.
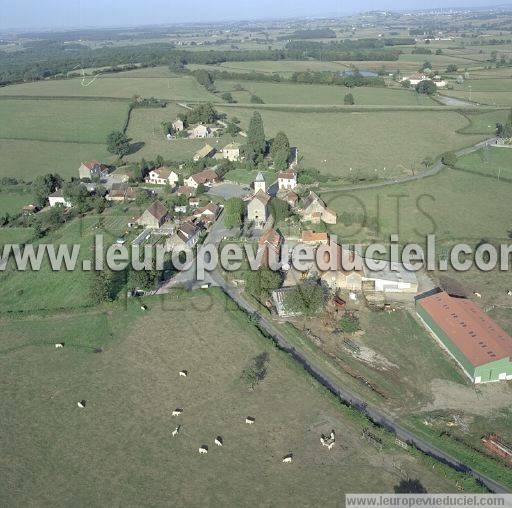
[0,291,471,506]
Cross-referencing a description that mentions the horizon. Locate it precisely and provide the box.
[1,0,510,32]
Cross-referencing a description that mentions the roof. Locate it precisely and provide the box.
[82,160,107,171]
[364,261,418,284]
[251,189,270,206]
[302,191,325,211]
[417,291,512,367]
[278,171,297,180]
[177,185,195,195]
[194,202,219,216]
[194,144,216,160]
[223,142,241,151]
[191,168,218,184]
[49,189,64,198]
[151,166,176,179]
[283,190,298,203]
[301,231,328,244]
[178,222,199,239]
[145,201,168,221]
[258,228,281,248]
[319,243,364,277]
[255,172,265,182]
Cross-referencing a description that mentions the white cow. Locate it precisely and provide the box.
[199,446,208,454]
[55,343,64,348]
[77,400,86,409]
[172,409,183,416]
[282,454,293,463]
[327,442,335,450]
[215,436,223,447]
[179,370,188,378]
[473,292,482,298]
[140,305,147,311]
[172,426,181,437]
[507,290,512,297]
[245,416,255,425]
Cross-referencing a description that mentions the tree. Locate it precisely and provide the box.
[226,122,241,136]
[245,111,266,164]
[224,197,245,228]
[344,93,355,105]
[32,173,63,208]
[422,156,434,168]
[221,92,236,103]
[446,64,458,73]
[270,131,291,171]
[250,94,264,104]
[63,181,91,213]
[269,198,291,223]
[245,268,282,300]
[415,80,437,95]
[130,269,159,291]
[89,270,116,304]
[196,183,206,195]
[241,352,270,389]
[441,151,458,168]
[284,283,325,317]
[106,130,130,157]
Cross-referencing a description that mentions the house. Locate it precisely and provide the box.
[256,228,282,268]
[281,189,298,208]
[146,167,179,187]
[416,289,512,384]
[48,190,72,208]
[190,124,212,139]
[253,172,266,194]
[185,169,219,188]
[193,144,216,162]
[172,119,185,132]
[188,197,200,208]
[300,191,337,225]
[278,171,297,190]
[363,261,418,293]
[192,202,220,223]
[221,142,241,162]
[319,244,364,291]
[401,73,428,86]
[433,79,447,89]
[176,222,201,247]
[301,230,328,246]
[137,201,168,229]
[177,185,196,198]
[78,160,109,180]
[247,190,270,228]
[106,183,138,202]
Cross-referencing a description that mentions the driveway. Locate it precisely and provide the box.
[207,182,248,200]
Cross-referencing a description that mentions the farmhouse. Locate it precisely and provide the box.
[176,222,201,247]
[78,160,109,180]
[247,190,270,228]
[256,228,282,268]
[221,142,242,162]
[185,169,219,188]
[278,171,297,190]
[146,167,179,187]
[193,144,216,162]
[190,124,212,139]
[172,119,185,132]
[300,191,337,225]
[137,201,168,229]
[177,185,196,198]
[401,73,428,86]
[48,190,72,208]
[192,202,220,224]
[416,290,512,384]
[106,183,138,202]
[319,245,364,291]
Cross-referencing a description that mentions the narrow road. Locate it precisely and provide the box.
[321,136,498,194]
[206,268,508,494]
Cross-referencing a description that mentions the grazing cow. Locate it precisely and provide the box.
[55,343,64,348]
[327,441,335,450]
[473,292,482,298]
[172,425,181,437]
[507,290,512,297]
[172,408,183,416]
[199,446,208,454]
[330,430,335,440]
[320,437,326,446]
[282,454,293,463]
[245,416,255,425]
[77,400,86,409]
[215,436,223,447]
[140,305,147,311]
[179,370,188,378]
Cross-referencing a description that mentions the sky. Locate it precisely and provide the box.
[0,0,505,31]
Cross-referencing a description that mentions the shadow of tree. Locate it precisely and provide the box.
[394,479,428,493]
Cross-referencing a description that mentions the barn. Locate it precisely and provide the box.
[416,290,512,384]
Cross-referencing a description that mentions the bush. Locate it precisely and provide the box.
[441,151,458,168]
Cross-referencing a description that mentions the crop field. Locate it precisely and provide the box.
[215,80,435,106]
[0,139,112,180]
[0,291,467,506]
[0,74,218,102]
[0,99,128,143]
[221,107,483,178]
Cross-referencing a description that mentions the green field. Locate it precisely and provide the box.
[0,74,218,101]
[221,107,483,178]
[215,80,435,106]
[0,291,467,505]
[0,189,34,215]
[0,139,113,180]
[0,99,129,143]
[459,110,510,135]
[0,227,34,245]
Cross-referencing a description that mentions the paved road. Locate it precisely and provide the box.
[321,136,498,195]
[207,268,508,494]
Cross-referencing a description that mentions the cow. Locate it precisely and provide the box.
[199,446,208,454]
[473,292,482,298]
[172,426,181,437]
[140,305,147,311]
[172,408,183,416]
[215,436,223,447]
[179,370,188,378]
[507,290,512,297]
[77,400,86,409]
[330,430,335,440]
[282,454,293,463]
[245,416,255,425]
[327,442,335,450]
[320,437,326,446]
[55,343,65,348]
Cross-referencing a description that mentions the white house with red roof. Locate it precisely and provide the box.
[278,171,297,190]
[146,167,179,187]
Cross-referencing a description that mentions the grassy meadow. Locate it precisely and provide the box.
[0,291,469,506]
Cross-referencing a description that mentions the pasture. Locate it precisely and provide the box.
[0,189,34,215]
[215,80,436,106]
[0,99,128,144]
[0,291,467,506]
[220,107,483,178]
